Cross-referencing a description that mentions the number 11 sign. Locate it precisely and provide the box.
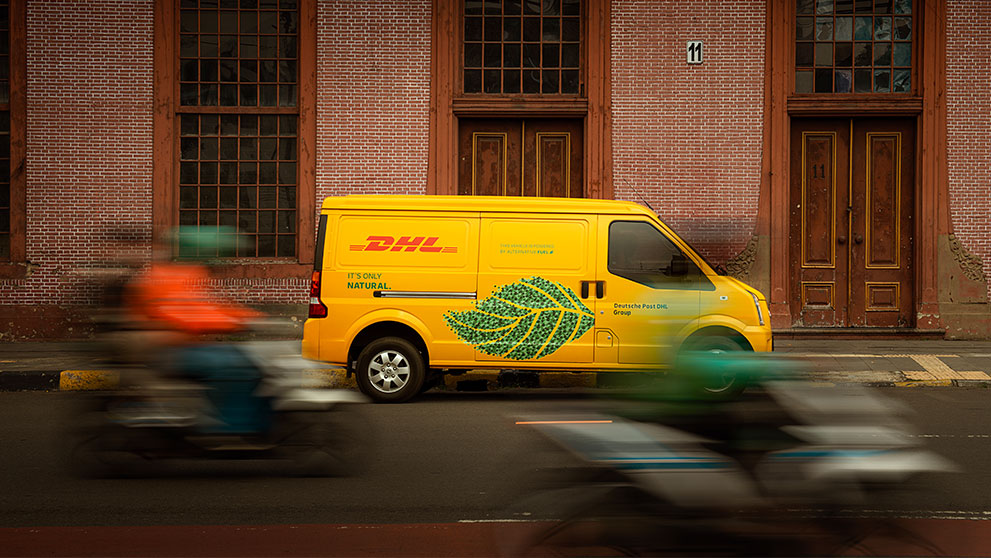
[687,41,703,65]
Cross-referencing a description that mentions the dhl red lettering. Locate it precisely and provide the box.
[364,236,393,251]
[392,236,426,252]
[419,237,442,252]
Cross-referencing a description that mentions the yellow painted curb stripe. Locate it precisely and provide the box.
[894,380,954,387]
[60,370,120,391]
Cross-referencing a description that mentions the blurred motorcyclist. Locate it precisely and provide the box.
[123,227,269,435]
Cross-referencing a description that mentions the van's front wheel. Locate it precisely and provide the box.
[356,337,425,403]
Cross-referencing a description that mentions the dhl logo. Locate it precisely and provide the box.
[350,236,459,253]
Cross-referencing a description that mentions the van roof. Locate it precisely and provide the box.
[321,195,654,216]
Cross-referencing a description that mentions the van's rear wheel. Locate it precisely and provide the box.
[682,335,748,397]
[356,337,425,403]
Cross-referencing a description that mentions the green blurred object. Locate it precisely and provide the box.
[174,226,243,259]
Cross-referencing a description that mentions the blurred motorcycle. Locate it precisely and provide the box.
[67,341,370,478]
[504,359,955,556]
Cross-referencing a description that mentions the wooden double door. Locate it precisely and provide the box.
[790,118,915,328]
[458,118,583,198]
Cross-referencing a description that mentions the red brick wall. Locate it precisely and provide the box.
[611,0,765,265]
[315,0,431,200]
[946,1,991,298]
[0,0,154,312]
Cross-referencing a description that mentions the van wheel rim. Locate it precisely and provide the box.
[368,350,411,394]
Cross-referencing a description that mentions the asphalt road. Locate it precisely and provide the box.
[1,387,991,556]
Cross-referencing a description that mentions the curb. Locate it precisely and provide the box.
[1,369,990,392]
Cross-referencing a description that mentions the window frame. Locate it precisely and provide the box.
[153,0,315,277]
[0,0,26,278]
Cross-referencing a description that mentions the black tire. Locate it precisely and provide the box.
[355,337,426,403]
[681,335,748,397]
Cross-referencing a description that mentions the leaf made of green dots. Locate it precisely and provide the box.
[443,276,595,360]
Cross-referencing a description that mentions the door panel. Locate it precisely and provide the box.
[790,120,850,327]
[849,119,915,327]
[789,118,914,328]
[459,118,583,198]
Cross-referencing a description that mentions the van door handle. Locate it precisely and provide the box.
[595,281,605,298]
[581,281,591,299]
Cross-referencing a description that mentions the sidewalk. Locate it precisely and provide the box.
[3,338,991,391]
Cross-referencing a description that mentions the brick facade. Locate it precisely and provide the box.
[611,1,765,265]
[946,1,991,297]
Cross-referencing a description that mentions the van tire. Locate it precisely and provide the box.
[355,337,426,403]
[682,335,747,397]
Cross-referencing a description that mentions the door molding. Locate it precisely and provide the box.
[428,0,612,199]
[764,0,946,329]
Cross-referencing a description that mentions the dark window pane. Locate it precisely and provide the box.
[260,60,277,81]
[181,59,198,81]
[465,17,482,41]
[894,0,911,14]
[280,11,297,33]
[561,43,579,67]
[484,16,500,41]
[259,211,275,232]
[562,0,579,15]
[201,10,218,32]
[503,69,520,93]
[543,0,560,15]
[220,84,238,108]
[836,0,854,13]
[259,138,278,160]
[279,60,296,83]
[523,17,539,41]
[542,69,559,93]
[240,60,257,82]
[180,186,198,209]
[200,137,219,159]
[200,162,218,184]
[260,36,278,57]
[873,68,890,92]
[279,163,296,184]
[562,17,579,41]
[873,42,891,65]
[258,235,276,257]
[181,137,198,160]
[259,187,278,208]
[239,210,257,232]
[465,43,482,67]
[484,69,501,93]
[200,83,219,105]
[241,115,258,135]
[181,10,198,32]
[854,16,871,40]
[835,69,852,92]
[504,0,522,15]
[240,10,257,33]
[280,37,297,58]
[220,187,238,209]
[201,116,218,138]
[561,69,579,93]
[815,42,833,66]
[817,0,834,14]
[219,59,237,82]
[219,10,237,33]
[484,43,501,67]
[181,115,199,136]
[240,84,257,105]
[464,69,482,92]
[796,17,814,40]
[279,115,297,136]
[854,42,871,65]
[542,44,559,67]
[874,16,891,40]
[200,187,218,208]
[542,17,559,41]
[523,69,540,93]
[259,10,278,33]
[892,68,910,92]
[179,211,197,226]
[835,42,853,66]
[504,16,520,40]
[279,138,296,160]
[523,43,540,67]
[240,138,256,160]
[893,42,911,66]
[277,235,295,257]
[795,69,814,92]
[893,17,911,40]
[220,138,238,159]
[875,0,892,14]
[260,115,278,135]
[797,0,814,14]
[815,68,832,92]
[816,17,832,40]
[240,162,257,184]
[278,186,296,207]
[238,234,255,257]
[201,35,218,57]
[504,43,521,67]
[239,187,257,210]
[201,59,218,81]
[855,0,871,12]
[279,85,297,106]
[220,162,238,184]
[260,84,278,106]
[219,34,236,57]
[796,43,814,67]
[854,68,872,92]
[240,36,258,58]
[181,34,198,57]
[259,162,278,183]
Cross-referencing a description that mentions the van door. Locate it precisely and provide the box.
[594,218,703,366]
[446,214,596,364]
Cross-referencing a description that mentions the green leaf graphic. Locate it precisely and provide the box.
[443,276,595,360]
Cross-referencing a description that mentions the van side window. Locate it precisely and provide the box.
[608,221,708,290]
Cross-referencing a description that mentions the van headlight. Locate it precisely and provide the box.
[750,292,766,326]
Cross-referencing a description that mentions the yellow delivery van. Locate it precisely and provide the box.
[302,195,771,402]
